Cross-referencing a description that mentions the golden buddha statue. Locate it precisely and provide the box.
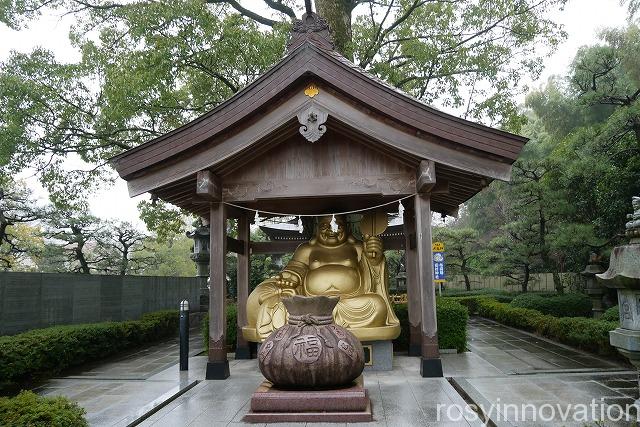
[243,215,400,342]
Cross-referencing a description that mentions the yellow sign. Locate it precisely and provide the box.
[432,242,444,252]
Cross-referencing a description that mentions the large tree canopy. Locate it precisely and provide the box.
[0,0,567,209]
[459,23,640,290]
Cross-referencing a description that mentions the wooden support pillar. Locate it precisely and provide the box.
[206,202,230,379]
[235,212,253,359]
[414,192,443,377]
[403,206,421,357]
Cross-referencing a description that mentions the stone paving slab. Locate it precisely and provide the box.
[466,317,625,375]
[139,357,485,427]
[36,316,640,427]
[35,330,205,427]
[450,317,638,426]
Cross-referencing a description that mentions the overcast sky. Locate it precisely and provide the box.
[0,0,629,229]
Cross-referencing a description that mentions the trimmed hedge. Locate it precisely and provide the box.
[0,391,87,427]
[441,288,517,303]
[601,305,619,322]
[434,298,468,352]
[510,293,592,317]
[455,297,618,356]
[0,310,179,390]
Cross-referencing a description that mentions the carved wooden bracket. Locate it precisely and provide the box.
[297,105,328,143]
[416,160,436,193]
[196,170,221,201]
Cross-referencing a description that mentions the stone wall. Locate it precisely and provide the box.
[443,273,583,292]
[0,272,200,335]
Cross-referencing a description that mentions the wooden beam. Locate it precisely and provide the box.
[251,240,304,254]
[403,205,422,357]
[223,173,415,201]
[207,202,229,379]
[235,212,252,359]
[226,236,245,255]
[414,192,442,376]
[381,235,405,250]
[196,170,221,201]
[430,179,449,195]
[416,160,436,193]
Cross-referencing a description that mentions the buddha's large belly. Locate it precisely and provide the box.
[305,265,360,296]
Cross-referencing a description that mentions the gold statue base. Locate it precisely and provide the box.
[242,324,400,343]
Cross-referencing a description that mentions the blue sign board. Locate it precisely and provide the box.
[433,252,446,282]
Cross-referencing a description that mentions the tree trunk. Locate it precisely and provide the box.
[552,270,563,294]
[72,226,91,274]
[537,201,562,293]
[522,263,530,293]
[315,0,355,58]
[76,245,91,274]
[120,249,128,275]
[463,273,471,291]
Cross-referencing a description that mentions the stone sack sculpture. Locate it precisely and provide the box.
[258,295,365,388]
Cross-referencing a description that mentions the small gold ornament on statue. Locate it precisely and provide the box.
[304,83,319,98]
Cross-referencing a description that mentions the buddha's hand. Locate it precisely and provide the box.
[275,271,300,289]
[363,235,384,265]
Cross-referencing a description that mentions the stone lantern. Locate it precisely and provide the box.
[395,271,407,294]
[186,223,210,310]
[581,253,606,318]
[597,196,640,385]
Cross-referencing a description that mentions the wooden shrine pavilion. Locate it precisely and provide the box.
[112,11,527,379]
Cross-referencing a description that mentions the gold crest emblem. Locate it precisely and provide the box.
[304,84,319,98]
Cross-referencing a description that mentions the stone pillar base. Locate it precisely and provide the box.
[420,357,443,378]
[235,327,253,360]
[362,340,393,371]
[206,360,230,379]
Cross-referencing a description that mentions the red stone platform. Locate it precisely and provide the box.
[243,376,373,423]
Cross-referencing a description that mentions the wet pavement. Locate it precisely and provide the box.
[36,317,639,426]
[35,330,205,427]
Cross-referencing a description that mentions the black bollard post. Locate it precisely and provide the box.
[179,300,189,371]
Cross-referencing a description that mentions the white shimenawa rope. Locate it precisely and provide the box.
[222,193,416,218]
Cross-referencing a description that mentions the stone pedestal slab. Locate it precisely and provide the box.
[243,376,373,423]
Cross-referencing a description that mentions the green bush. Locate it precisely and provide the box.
[441,288,517,303]
[456,297,618,356]
[392,303,410,351]
[435,298,468,352]
[0,391,87,427]
[0,310,179,390]
[601,305,619,322]
[379,300,468,353]
[510,293,592,317]
[202,304,238,350]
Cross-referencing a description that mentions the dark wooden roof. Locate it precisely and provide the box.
[112,19,527,217]
[113,44,525,180]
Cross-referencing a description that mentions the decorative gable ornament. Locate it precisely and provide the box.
[287,12,334,52]
[297,105,328,142]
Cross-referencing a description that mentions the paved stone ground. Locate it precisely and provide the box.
[138,356,486,427]
[466,317,622,374]
[34,331,205,427]
[37,317,640,427]
[449,317,638,426]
